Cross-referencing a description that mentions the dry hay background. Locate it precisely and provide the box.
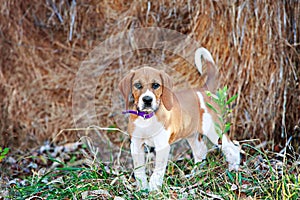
[0,0,299,153]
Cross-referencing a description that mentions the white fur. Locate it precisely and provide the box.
[128,48,241,192]
[197,92,219,144]
[186,133,208,163]
[221,136,241,171]
[132,115,171,191]
[197,91,208,112]
[197,92,240,170]
[195,47,215,74]
[131,89,240,191]
[133,115,166,139]
[138,89,158,111]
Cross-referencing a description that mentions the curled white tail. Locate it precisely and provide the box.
[194,47,218,91]
[195,47,215,74]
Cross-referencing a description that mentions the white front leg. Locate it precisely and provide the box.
[131,139,149,190]
[149,144,170,191]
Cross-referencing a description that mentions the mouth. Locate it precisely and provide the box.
[138,107,154,114]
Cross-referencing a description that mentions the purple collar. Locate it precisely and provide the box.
[122,110,155,119]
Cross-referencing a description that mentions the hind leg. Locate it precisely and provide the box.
[201,113,240,171]
[221,134,240,171]
[205,125,240,171]
[196,91,240,170]
[186,132,208,164]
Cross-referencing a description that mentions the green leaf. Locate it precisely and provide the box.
[214,122,223,137]
[218,116,224,124]
[211,97,220,105]
[206,86,238,141]
[223,86,228,95]
[214,122,222,131]
[3,148,9,155]
[216,89,222,99]
[206,90,219,101]
[205,91,212,97]
[69,155,77,163]
[206,102,218,114]
[226,94,238,105]
[0,148,9,156]
[224,123,231,133]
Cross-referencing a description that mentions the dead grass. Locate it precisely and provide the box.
[0,0,299,152]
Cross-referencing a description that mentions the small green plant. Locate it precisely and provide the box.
[0,147,9,162]
[205,86,238,138]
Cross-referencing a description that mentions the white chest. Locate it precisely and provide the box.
[132,116,171,149]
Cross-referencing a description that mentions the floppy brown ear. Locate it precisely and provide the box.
[119,71,135,110]
[160,71,173,111]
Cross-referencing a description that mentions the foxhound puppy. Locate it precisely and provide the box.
[119,48,240,191]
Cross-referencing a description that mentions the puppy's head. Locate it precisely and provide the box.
[119,67,173,113]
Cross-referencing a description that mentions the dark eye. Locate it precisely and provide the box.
[152,83,160,90]
[134,83,143,90]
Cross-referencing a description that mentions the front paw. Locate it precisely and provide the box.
[135,177,149,191]
[149,171,164,191]
[228,162,240,171]
[135,172,150,190]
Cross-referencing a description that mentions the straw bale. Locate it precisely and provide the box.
[0,0,299,151]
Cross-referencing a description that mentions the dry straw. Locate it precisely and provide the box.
[0,1,299,151]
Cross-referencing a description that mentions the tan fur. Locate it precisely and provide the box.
[119,48,240,191]
[119,67,220,143]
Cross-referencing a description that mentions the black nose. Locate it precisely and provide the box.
[142,96,153,104]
